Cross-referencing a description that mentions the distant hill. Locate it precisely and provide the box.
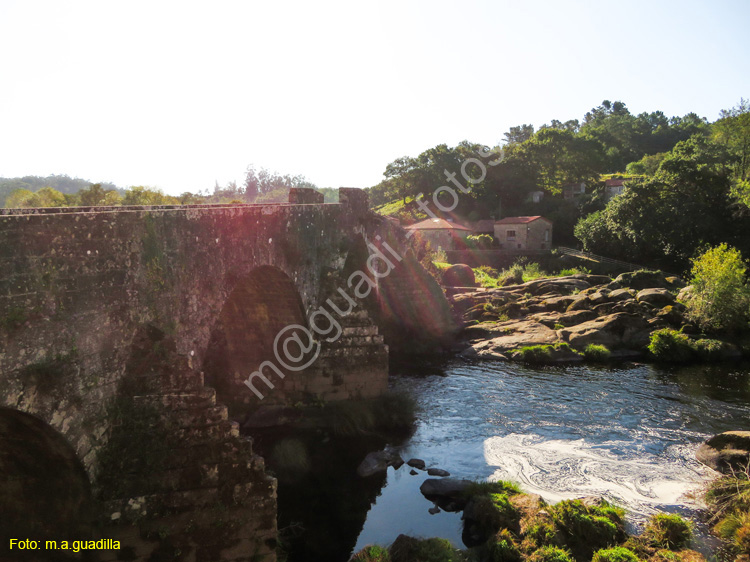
[0,175,120,206]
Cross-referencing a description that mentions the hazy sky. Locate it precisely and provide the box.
[1,0,749,195]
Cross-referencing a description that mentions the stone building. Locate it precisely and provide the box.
[405,217,471,250]
[494,216,553,250]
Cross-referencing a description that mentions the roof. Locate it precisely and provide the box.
[605,179,627,187]
[495,215,551,225]
[405,218,471,231]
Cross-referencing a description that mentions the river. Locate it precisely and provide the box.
[261,359,750,561]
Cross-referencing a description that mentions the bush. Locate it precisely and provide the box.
[591,547,639,562]
[647,329,694,363]
[584,344,611,362]
[692,338,725,361]
[466,234,495,250]
[528,546,574,562]
[644,513,692,550]
[683,244,750,332]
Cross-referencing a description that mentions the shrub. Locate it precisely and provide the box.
[683,244,750,332]
[487,529,522,562]
[466,234,495,250]
[528,546,574,562]
[584,344,611,362]
[692,338,725,361]
[644,513,692,549]
[592,547,639,562]
[647,329,694,363]
[351,545,391,561]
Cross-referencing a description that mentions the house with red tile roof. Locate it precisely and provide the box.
[494,216,553,250]
[404,217,472,250]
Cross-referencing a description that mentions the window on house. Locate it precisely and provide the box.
[544,229,549,242]
[506,230,516,240]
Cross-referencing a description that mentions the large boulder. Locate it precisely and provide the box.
[467,320,559,352]
[608,288,636,302]
[420,478,473,510]
[560,312,652,349]
[696,431,750,473]
[610,270,670,290]
[443,264,477,287]
[636,288,676,307]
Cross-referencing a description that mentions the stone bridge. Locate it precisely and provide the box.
[0,188,453,561]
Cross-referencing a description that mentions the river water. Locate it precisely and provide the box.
[349,360,750,557]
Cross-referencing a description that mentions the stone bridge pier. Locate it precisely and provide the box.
[0,187,454,561]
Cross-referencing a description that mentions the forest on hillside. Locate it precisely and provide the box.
[369,99,750,271]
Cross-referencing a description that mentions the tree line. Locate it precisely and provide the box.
[1,167,335,209]
[369,99,750,271]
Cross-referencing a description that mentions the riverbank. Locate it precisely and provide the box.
[447,269,749,365]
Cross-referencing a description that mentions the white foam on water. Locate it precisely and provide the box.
[483,433,713,516]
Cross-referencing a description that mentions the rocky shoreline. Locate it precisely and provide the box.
[447,269,748,364]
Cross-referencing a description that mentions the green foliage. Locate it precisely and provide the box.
[591,546,639,562]
[714,511,750,554]
[584,344,611,362]
[527,546,574,562]
[647,329,695,363]
[122,186,179,206]
[643,513,692,550]
[575,136,746,270]
[351,545,391,561]
[517,343,579,364]
[466,234,495,249]
[548,499,624,557]
[705,472,750,554]
[683,244,750,332]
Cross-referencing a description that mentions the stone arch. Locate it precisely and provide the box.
[202,266,309,411]
[0,408,94,544]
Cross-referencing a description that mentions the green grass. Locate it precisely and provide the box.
[462,479,522,499]
[591,547,639,562]
[433,261,452,271]
[548,499,625,559]
[644,513,692,550]
[528,546,574,562]
[517,343,579,364]
[648,328,729,363]
[584,344,611,362]
[705,472,750,555]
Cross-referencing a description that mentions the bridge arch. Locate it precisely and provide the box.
[0,407,93,542]
[202,265,309,410]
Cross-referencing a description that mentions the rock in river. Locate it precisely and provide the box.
[696,431,750,473]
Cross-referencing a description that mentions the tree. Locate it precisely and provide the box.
[574,136,744,269]
[78,183,112,206]
[121,186,177,206]
[6,189,40,208]
[503,124,535,145]
[713,99,750,210]
[35,187,66,207]
[682,244,750,332]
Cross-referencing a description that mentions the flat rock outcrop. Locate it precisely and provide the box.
[696,431,750,473]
